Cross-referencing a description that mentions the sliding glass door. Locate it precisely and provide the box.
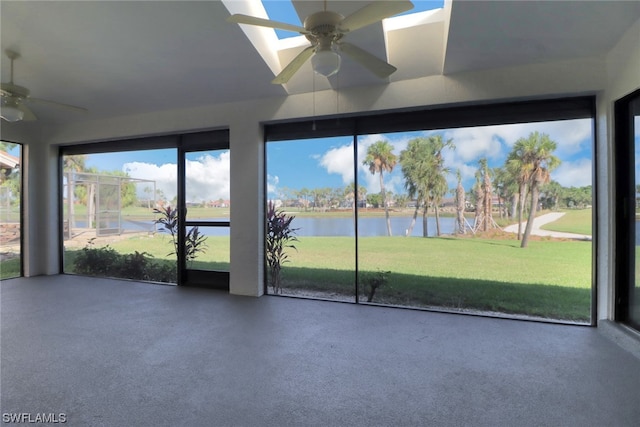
[61,130,230,288]
[179,146,230,288]
[616,90,640,331]
[265,98,595,323]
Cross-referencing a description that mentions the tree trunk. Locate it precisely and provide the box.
[483,178,492,231]
[422,204,429,237]
[380,171,392,236]
[435,203,441,236]
[517,184,526,240]
[521,184,540,248]
[406,202,419,236]
[88,183,96,229]
[456,186,465,234]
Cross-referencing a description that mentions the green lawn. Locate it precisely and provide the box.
[279,235,591,321]
[540,208,592,235]
[0,257,21,279]
[63,231,592,322]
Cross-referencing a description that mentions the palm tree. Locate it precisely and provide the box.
[454,170,466,234]
[364,140,397,236]
[399,138,430,236]
[477,158,494,231]
[513,132,561,248]
[399,135,454,237]
[492,166,518,219]
[505,147,533,240]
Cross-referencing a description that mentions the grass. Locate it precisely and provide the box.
[0,257,21,279]
[63,230,592,322]
[540,208,592,235]
[278,235,592,321]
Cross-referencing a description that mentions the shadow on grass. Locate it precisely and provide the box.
[63,248,590,322]
[0,258,21,280]
[278,266,591,322]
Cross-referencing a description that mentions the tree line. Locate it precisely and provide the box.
[275,131,590,249]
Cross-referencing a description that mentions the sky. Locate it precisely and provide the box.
[75,118,597,204]
[268,118,595,199]
[262,0,445,39]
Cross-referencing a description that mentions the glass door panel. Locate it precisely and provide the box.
[181,148,230,288]
[630,96,640,329]
[265,137,356,302]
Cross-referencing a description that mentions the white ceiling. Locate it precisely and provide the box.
[1,0,639,124]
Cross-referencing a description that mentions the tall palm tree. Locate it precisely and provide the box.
[519,132,560,248]
[400,138,430,236]
[454,169,466,234]
[506,146,533,240]
[364,140,397,236]
[399,136,454,237]
[477,158,494,231]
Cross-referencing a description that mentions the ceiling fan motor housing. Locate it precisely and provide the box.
[304,11,344,40]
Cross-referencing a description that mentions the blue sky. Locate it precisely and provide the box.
[71,118,596,204]
[268,119,595,199]
[262,0,445,39]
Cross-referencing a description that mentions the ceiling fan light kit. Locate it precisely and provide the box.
[227,1,414,84]
[311,47,341,77]
[1,49,87,122]
[0,100,24,122]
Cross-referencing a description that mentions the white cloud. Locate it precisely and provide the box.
[553,158,592,187]
[122,151,231,204]
[441,127,504,162]
[267,174,279,195]
[185,151,230,203]
[319,144,354,184]
[315,118,594,198]
[490,119,592,156]
[123,161,177,202]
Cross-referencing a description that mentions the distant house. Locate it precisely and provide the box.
[0,150,19,181]
[209,199,230,208]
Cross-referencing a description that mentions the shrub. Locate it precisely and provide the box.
[73,238,176,283]
[153,206,207,265]
[360,270,391,302]
[266,201,299,294]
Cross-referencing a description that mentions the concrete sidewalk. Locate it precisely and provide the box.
[503,212,592,240]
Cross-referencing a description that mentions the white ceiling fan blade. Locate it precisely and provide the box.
[29,97,88,113]
[227,14,307,34]
[18,103,37,121]
[338,42,397,78]
[339,1,414,32]
[271,46,315,85]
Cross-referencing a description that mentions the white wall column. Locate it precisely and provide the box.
[24,141,59,276]
[229,119,264,296]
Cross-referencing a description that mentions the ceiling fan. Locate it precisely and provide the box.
[227,1,413,84]
[1,49,87,122]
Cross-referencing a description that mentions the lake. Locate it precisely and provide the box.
[78,216,459,238]
[290,216,457,237]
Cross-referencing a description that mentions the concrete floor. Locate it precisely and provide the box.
[1,275,639,427]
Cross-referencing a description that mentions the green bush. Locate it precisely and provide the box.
[73,239,176,283]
